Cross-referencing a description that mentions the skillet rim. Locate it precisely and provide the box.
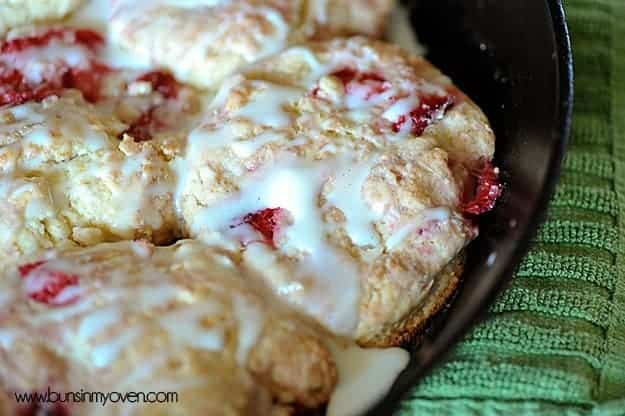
[363,0,574,414]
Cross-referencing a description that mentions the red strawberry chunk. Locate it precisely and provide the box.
[1,28,104,54]
[118,71,181,141]
[62,61,111,103]
[0,28,111,106]
[119,106,167,142]
[392,94,454,135]
[0,67,61,106]
[463,161,502,215]
[232,208,289,248]
[17,260,47,277]
[18,261,81,306]
[136,70,180,99]
[72,29,106,51]
[0,61,111,106]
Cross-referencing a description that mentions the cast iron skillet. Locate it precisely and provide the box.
[364,0,573,414]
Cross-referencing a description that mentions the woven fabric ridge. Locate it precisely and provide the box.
[400,0,625,414]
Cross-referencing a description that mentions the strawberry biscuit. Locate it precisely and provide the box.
[177,37,500,346]
[0,240,337,415]
[110,0,395,89]
[0,27,203,259]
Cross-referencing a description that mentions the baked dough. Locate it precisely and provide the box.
[176,37,495,345]
[110,0,395,89]
[0,239,336,415]
[0,26,205,257]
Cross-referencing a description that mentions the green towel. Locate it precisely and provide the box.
[400,0,625,414]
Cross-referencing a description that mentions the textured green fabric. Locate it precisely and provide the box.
[400,0,625,414]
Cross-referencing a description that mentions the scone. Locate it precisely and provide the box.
[0,91,185,258]
[0,0,83,35]
[176,37,500,346]
[109,0,395,89]
[0,239,337,415]
[0,27,206,259]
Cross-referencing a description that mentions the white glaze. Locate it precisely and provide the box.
[382,96,418,123]
[110,0,290,85]
[234,82,300,128]
[232,294,265,364]
[385,207,452,251]
[78,307,121,341]
[0,97,117,173]
[159,303,226,351]
[0,245,270,393]
[326,158,381,247]
[191,155,363,335]
[250,5,290,60]
[0,329,18,349]
[91,327,141,368]
[230,131,282,158]
[327,342,410,416]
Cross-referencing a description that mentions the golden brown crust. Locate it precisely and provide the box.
[249,323,338,408]
[359,253,465,347]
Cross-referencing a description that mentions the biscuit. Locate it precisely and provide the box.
[176,37,496,346]
[0,26,205,259]
[0,88,189,258]
[0,240,337,415]
[110,0,395,89]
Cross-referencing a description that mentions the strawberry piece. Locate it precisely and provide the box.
[62,61,111,103]
[332,68,386,86]
[18,261,81,306]
[0,61,111,106]
[232,208,289,248]
[1,28,104,54]
[463,161,502,216]
[331,68,359,85]
[72,29,106,50]
[136,71,180,99]
[118,71,180,141]
[0,28,111,106]
[17,260,46,277]
[119,107,167,142]
[392,94,454,135]
[0,67,61,106]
